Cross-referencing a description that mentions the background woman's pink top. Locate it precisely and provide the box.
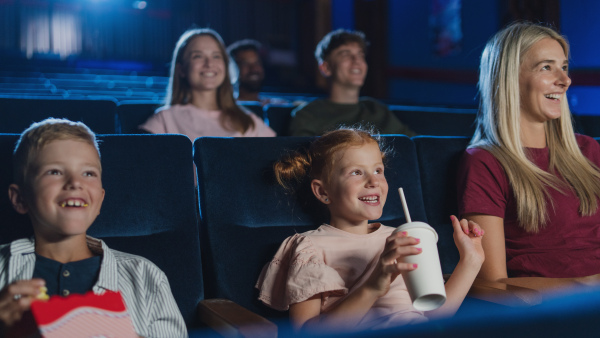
[139,104,276,140]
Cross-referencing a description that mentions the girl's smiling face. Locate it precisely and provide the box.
[314,141,388,233]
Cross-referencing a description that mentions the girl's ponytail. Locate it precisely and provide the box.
[274,150,312,191]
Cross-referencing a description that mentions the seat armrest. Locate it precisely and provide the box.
[197,298,278,337]
[468,277,542,307]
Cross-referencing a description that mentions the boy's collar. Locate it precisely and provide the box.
[10,237,36,255]
[87,237,119,293]
[9,236,119,293]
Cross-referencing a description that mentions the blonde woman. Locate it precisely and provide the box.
[457,22,600,289]
[140,28,275,139]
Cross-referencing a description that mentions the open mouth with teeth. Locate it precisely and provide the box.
[358,195,380,204]
[59,199,89,208]
[545,93,562,101]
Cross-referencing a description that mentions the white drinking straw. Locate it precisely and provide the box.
[398,188,412,223]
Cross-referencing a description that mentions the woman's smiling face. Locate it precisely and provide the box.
[519,38,571,124]
[180,35,226,94]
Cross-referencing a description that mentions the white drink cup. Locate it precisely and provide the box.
[393,221,446,311]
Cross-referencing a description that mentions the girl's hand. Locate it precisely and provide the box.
[363,231,421,298]
[0,279,45,328]
[451,215,485,267]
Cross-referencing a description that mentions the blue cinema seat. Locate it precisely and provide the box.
[194,135,427,323]
[575,114,600,137]
[0,133,203,327]
[264,103,296,136]
[116,100,161,134]
[239,101,265,120]
[413,136,471,274]
[0,97,118,134]
[390,105,477,137]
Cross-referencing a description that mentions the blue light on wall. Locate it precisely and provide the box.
[332,0,354,30]
[132,1,147,10]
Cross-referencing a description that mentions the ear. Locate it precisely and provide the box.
[318,61,332,78]
[8,184,29,215]
[311,179,330,205]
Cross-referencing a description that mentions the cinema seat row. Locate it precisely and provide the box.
[3,96,600,138]
[3,133,567,336]
[0,72,168,101]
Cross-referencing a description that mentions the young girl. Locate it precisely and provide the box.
[139,28,275,139]
[256,127,484,332]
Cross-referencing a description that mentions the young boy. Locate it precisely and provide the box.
[290,29,415,137]
[0,118,187,337]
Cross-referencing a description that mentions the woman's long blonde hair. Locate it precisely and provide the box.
[163,28,255,134]
[471,22,600,232]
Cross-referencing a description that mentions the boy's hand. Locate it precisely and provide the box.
[0,279,45,328]
[451,215,485,267]
[364,231,421,298]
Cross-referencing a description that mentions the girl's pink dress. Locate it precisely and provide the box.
[256,223,427,329]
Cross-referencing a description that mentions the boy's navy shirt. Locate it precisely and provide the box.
[33,254,101,297]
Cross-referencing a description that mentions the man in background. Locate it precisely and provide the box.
[228,39,265,102]
[289,29,414,137]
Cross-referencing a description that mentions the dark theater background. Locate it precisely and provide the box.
[3,1,600,337]
[1,0,599,112]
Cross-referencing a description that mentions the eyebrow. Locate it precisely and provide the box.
[339,162,384,170]
[335,48,364,55]
[38,161,101,168]
[533,59,568,67]
[189,50,219,54]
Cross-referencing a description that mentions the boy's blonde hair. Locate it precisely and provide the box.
[13,118,100,188]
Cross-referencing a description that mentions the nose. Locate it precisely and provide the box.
[351,54,365,64]
[365,173,380,188]
[250,63,263,73]
[557,70,571,88]
[64,173,82,190]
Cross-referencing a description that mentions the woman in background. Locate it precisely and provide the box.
[140,28,275,139]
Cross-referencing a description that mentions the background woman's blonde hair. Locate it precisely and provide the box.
[164,28,255,134]
[471,22,600,232]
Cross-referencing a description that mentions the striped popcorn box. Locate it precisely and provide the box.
[30,291,137,338]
